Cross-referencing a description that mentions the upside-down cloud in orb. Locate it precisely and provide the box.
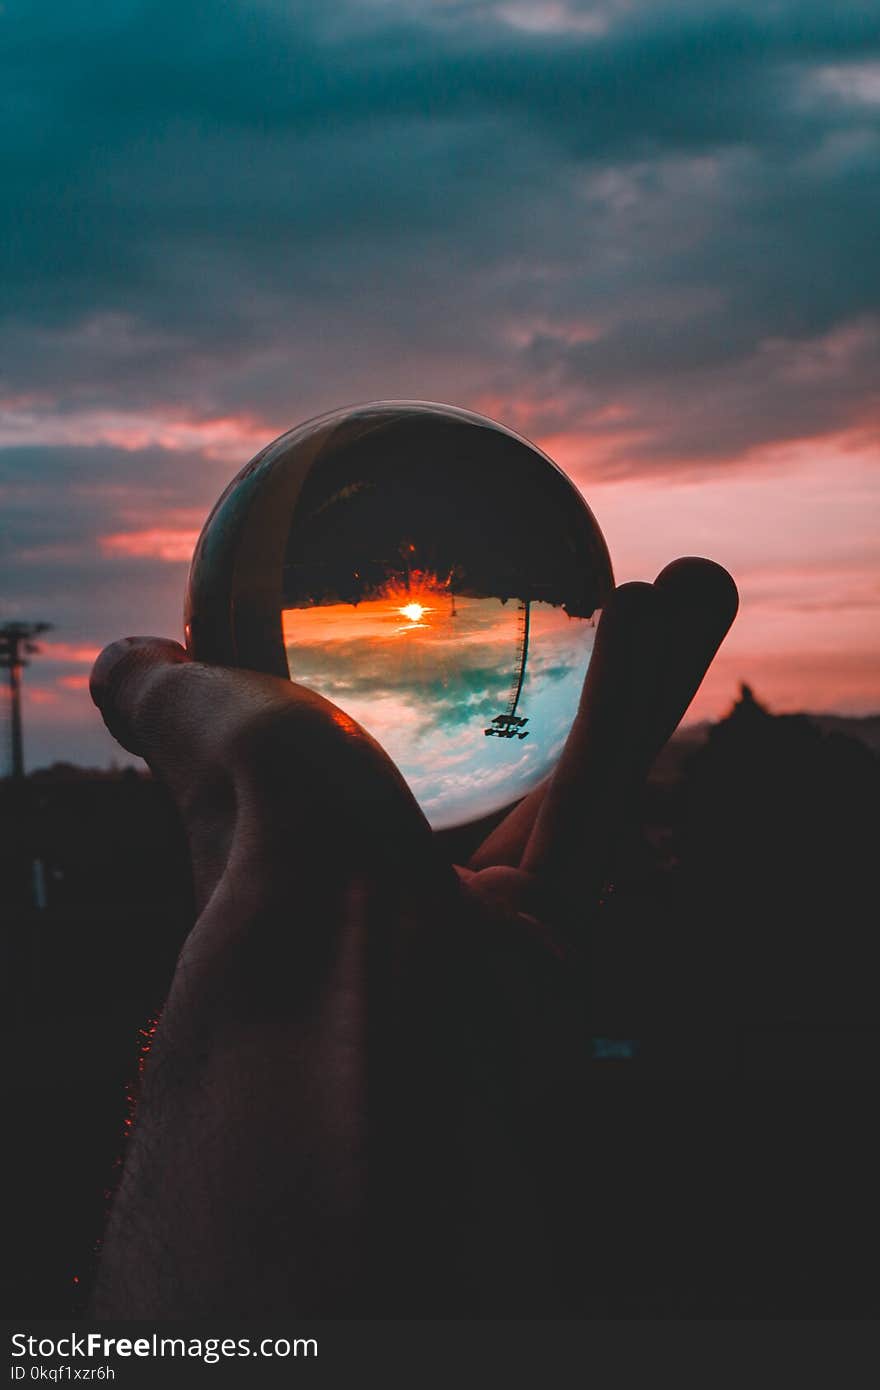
[185,401,614,829]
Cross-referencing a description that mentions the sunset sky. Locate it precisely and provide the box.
[2,0,879,770]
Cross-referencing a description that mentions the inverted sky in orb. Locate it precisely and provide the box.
[185,401,614,829]
[283,594,596,829]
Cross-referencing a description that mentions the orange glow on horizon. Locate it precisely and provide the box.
[284,568,471,649]
[370,569,448,632]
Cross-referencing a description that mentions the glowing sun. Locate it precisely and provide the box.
[400,602,427,623]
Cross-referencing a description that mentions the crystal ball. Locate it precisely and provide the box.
[185,401,614,830]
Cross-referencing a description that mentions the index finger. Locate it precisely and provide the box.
[520,558,738,924]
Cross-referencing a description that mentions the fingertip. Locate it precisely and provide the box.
[653,557,739,628]
[90,638,191,755]
[592,581,660,648]
[90,637,189,710]
[607,579,657,610]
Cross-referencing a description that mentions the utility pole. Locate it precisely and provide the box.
[0,621,52,780]
[0,622,52,1017]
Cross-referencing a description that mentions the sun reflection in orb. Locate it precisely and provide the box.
[376,570,448,631]
[400,602,427,623]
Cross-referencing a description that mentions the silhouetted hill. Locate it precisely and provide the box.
[807,712,880,755]
[652,706,880,782]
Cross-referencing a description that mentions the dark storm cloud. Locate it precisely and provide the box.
[2,0,879,467]
[3,0,879,765]
[0,443,219,640]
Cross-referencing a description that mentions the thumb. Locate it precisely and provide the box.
[90,636,192,760]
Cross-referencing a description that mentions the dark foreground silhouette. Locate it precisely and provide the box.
[2,598,879,1315]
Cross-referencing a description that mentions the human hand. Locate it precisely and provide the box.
[88,555,737,1316]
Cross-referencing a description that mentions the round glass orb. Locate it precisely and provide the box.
[185,401,613,830]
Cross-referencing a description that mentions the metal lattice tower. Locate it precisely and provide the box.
[484,598,531,740]
[506,599,531,717]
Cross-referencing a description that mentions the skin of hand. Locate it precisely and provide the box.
[88,557,737,1318]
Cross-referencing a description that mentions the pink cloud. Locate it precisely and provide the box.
[100,528,201,563]
[577,431,880,718]
[0,406,270,463]
[40,641,101,664]
[87,423,879,721]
